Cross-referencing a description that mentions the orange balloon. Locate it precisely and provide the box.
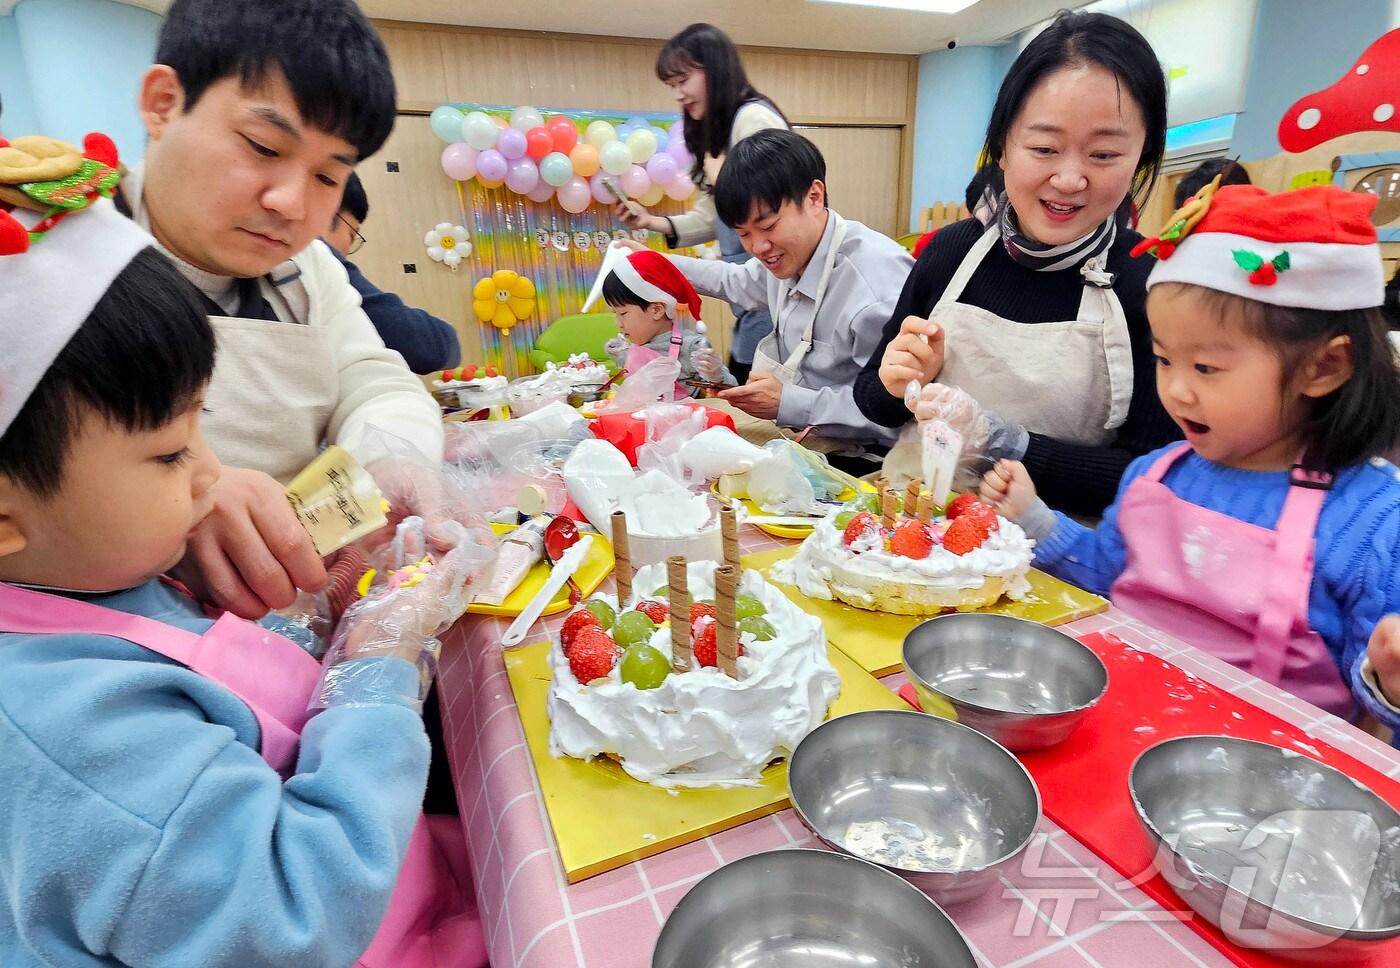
[569,143,600,178]
[478,176,505,189]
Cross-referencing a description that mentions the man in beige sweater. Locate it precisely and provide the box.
[123,0,444,618]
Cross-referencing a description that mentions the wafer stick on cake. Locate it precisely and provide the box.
[720,504,739,569]
[610,510,633,604]
[667,555,691,672]
[881,488,899,530]
[714,564,741,679]
[904,478,922,519]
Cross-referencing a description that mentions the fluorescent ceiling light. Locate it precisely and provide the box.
[808,0,980,12]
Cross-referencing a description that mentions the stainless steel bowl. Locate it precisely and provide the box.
[652,848,976,968]
[903,612,1108,750]
[1131,735,1400,963]
[787,709,1041,906]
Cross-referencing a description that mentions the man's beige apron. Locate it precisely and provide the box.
[715,214,857,457]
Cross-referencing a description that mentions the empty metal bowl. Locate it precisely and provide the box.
[903,612,1108,750]
[1131,735,1400,963]
[652,848,976,968]
[787,708,1041,906]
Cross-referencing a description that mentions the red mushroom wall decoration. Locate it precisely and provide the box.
[1278,28,1400,153]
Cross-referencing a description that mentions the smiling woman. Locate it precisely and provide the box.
[858,10,1184,517]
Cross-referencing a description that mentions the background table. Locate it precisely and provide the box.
[437,528,1400,968]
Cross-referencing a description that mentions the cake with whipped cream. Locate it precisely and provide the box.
[547,559,839,788]
[432,364,507,408]
[774,493,1034,615]
[545,352,610,387]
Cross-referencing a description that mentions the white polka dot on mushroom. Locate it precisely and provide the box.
[1357,64,1370,75]
[1376,104,1396,123]
[1297,107,1322,130]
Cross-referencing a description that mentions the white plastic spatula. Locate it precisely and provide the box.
[500,534,594,648]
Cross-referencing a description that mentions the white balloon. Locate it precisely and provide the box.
[599,140,632,176]
[444,249,462,267]
[462,111,498,150]
[510,105,545,131]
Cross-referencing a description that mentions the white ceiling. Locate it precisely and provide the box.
[97,0,1089,55]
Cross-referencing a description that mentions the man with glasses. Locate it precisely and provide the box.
[325,173,460,372]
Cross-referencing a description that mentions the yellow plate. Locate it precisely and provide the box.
[505,640,905,884]
[716,480,879,539]
[466,523,614,618]
[743,546,1109,678]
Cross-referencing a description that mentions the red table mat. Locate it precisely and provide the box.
[1020,632,1400,967]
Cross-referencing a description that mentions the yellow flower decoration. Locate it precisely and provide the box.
[472,269,536,331]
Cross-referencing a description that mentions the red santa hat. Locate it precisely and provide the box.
[1141,185,1385,311]
[609,248,703,320]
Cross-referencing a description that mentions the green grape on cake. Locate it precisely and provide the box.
[619,644,670,689]
[581,599,616,630]
[613,610,657,647]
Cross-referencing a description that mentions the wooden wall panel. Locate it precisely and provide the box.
[375,20,916,125]
[797,125,904,238]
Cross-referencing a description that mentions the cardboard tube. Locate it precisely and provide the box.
[714,564,740,679]
[720,504,739,569]
[905,478,922,519]
[881,488,899,530]
[667,555,691,672]
[610,510,633,605]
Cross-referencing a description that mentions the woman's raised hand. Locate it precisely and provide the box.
[879,316,945,399]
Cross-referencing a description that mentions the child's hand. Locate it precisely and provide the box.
[1367,615,1400,706]
[693,347,724,381]
[980,459,1037,519]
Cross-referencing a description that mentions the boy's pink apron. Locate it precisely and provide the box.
[1109,443,1354,719]
[625,317,686,399]
[0,583,484,968]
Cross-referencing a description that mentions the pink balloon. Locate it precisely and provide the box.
[496,126,528,161]
[557,176,592,214]
[589,171,618,204]
[526,179,557,203]
[476,148,508,182]
[668,139,693,171]
[645,151,678,185]
[619,164,651,199]
[666,172,696,201]
[440,143,478,181]
[546,116,579,155]
[505,157,540,194]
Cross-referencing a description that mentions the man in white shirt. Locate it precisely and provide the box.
[639,130,913,469]
[124,0,444,618]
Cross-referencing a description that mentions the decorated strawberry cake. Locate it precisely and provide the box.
[433,364,507,407]
[546,559,839,788]
[544,352,610,388]
[775,493,1034,615]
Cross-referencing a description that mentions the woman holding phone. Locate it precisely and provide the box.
[618,23,788,381]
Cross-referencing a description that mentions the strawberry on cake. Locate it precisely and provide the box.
[546,559,839,788]
[432,364,507,408]
[775,491,1034,615]
[545,352,610,388]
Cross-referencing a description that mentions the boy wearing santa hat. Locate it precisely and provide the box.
[596,246,736,397]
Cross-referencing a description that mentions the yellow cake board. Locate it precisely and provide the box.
[743,546,1109,678]
[715,480,878,539]
[467,523,614,618]
[504,639,904,884]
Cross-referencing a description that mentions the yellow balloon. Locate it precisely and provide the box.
[639,182,666,207]
[473,269,538,329]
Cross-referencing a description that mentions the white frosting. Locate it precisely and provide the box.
[776,510,1034,605]
[546,353,610,387]
[547,560,840,788]
[433,374,507,392]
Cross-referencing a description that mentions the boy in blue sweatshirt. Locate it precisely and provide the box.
[0,173,480,965]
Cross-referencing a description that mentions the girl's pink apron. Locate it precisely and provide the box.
[0,583,484,967]
[1109,443,1353,718]
[625,317,685,399]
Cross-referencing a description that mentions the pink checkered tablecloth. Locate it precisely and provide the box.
[436,527,1400,968]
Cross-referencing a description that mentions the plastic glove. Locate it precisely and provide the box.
[914,383,1029,467]
[693,346,724,381]
[313,517,496,712]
